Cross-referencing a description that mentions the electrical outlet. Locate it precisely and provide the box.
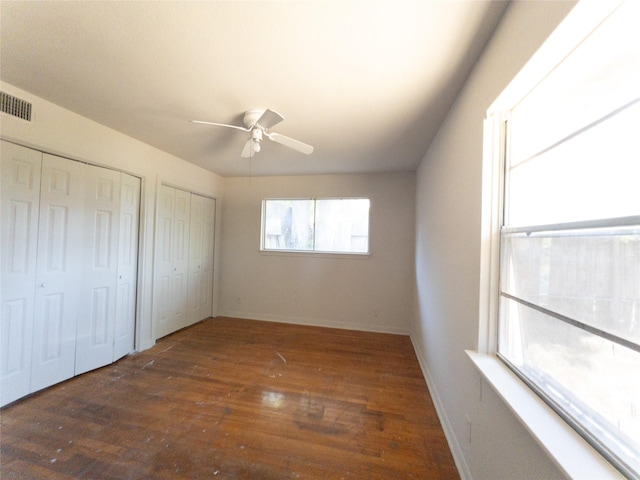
[372,308,379,317]
[236,296,242,305]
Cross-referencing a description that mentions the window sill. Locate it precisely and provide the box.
[465,350,624,479]
[259,250,370,260]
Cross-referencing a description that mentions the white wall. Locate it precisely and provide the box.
[219,172,415,334]
[0,82,225,351]
[412,2,577,479]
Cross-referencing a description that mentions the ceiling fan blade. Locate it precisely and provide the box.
[267,132,314,155]
[240,139,253,158]
[256,109,284,130]
[190,120,250,132]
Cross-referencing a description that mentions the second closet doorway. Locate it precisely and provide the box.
[155,185,215,338]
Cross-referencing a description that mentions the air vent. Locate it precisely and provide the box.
[1,91,32,121]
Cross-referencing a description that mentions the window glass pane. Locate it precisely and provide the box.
[262,198,369,254]
[315,199,370,253]
[498,297,640,474]
[509,0,640,165]
[501,227,640,344]
[263,199,314,251]
[507,100,640,227]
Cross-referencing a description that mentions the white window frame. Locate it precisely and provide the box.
[260,197,371,256]
[470,1,634,478]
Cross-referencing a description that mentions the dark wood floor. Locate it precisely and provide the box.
[1,317,459,480]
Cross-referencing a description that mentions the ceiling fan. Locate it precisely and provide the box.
[191,109,314,158]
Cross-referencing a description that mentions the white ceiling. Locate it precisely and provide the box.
[1,1,508,177]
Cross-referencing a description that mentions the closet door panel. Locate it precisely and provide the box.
[155,186,175,338]
[155,186,192,338]
[114,173,140,360]
[31,154,84,393]
[187,194,204,326]
[75,165,120,375]
[170,188,191,331]
[200,197,216,320]
[0,142,42,406]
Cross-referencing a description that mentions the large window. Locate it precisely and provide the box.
[494,1,640,477]
[261,198,370,254]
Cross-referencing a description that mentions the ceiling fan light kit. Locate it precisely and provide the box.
[192,109,314,158]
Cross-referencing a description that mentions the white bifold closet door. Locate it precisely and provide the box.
[75,166,140,374]
[114,173,140,361]
[154,185,174,337]
[155,185,191,338]
[187,194,215,326]
[30,153,86,391]
[173,189,191,329]
[0,142,140,406]
[155,187,215,338]
[75,165,120,375]
[1,143,42,405]
[187,194,204,327]
[199,195,215,321]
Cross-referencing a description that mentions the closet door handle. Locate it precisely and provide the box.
[40,283,46,288]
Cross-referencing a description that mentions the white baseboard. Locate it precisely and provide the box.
[409,332,471,480]
[216,309,410,335]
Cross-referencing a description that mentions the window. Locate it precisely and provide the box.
[261,198,370,254]
[492,1,640,477]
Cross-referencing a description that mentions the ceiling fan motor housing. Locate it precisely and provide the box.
[243,109,265,128]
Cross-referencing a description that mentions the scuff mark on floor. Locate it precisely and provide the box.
[275,351,287,364]
[142,360,155,369]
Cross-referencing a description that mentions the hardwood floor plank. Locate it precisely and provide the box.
[1,317,459,479]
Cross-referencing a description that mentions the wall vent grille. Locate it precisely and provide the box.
[1,92,32,121]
